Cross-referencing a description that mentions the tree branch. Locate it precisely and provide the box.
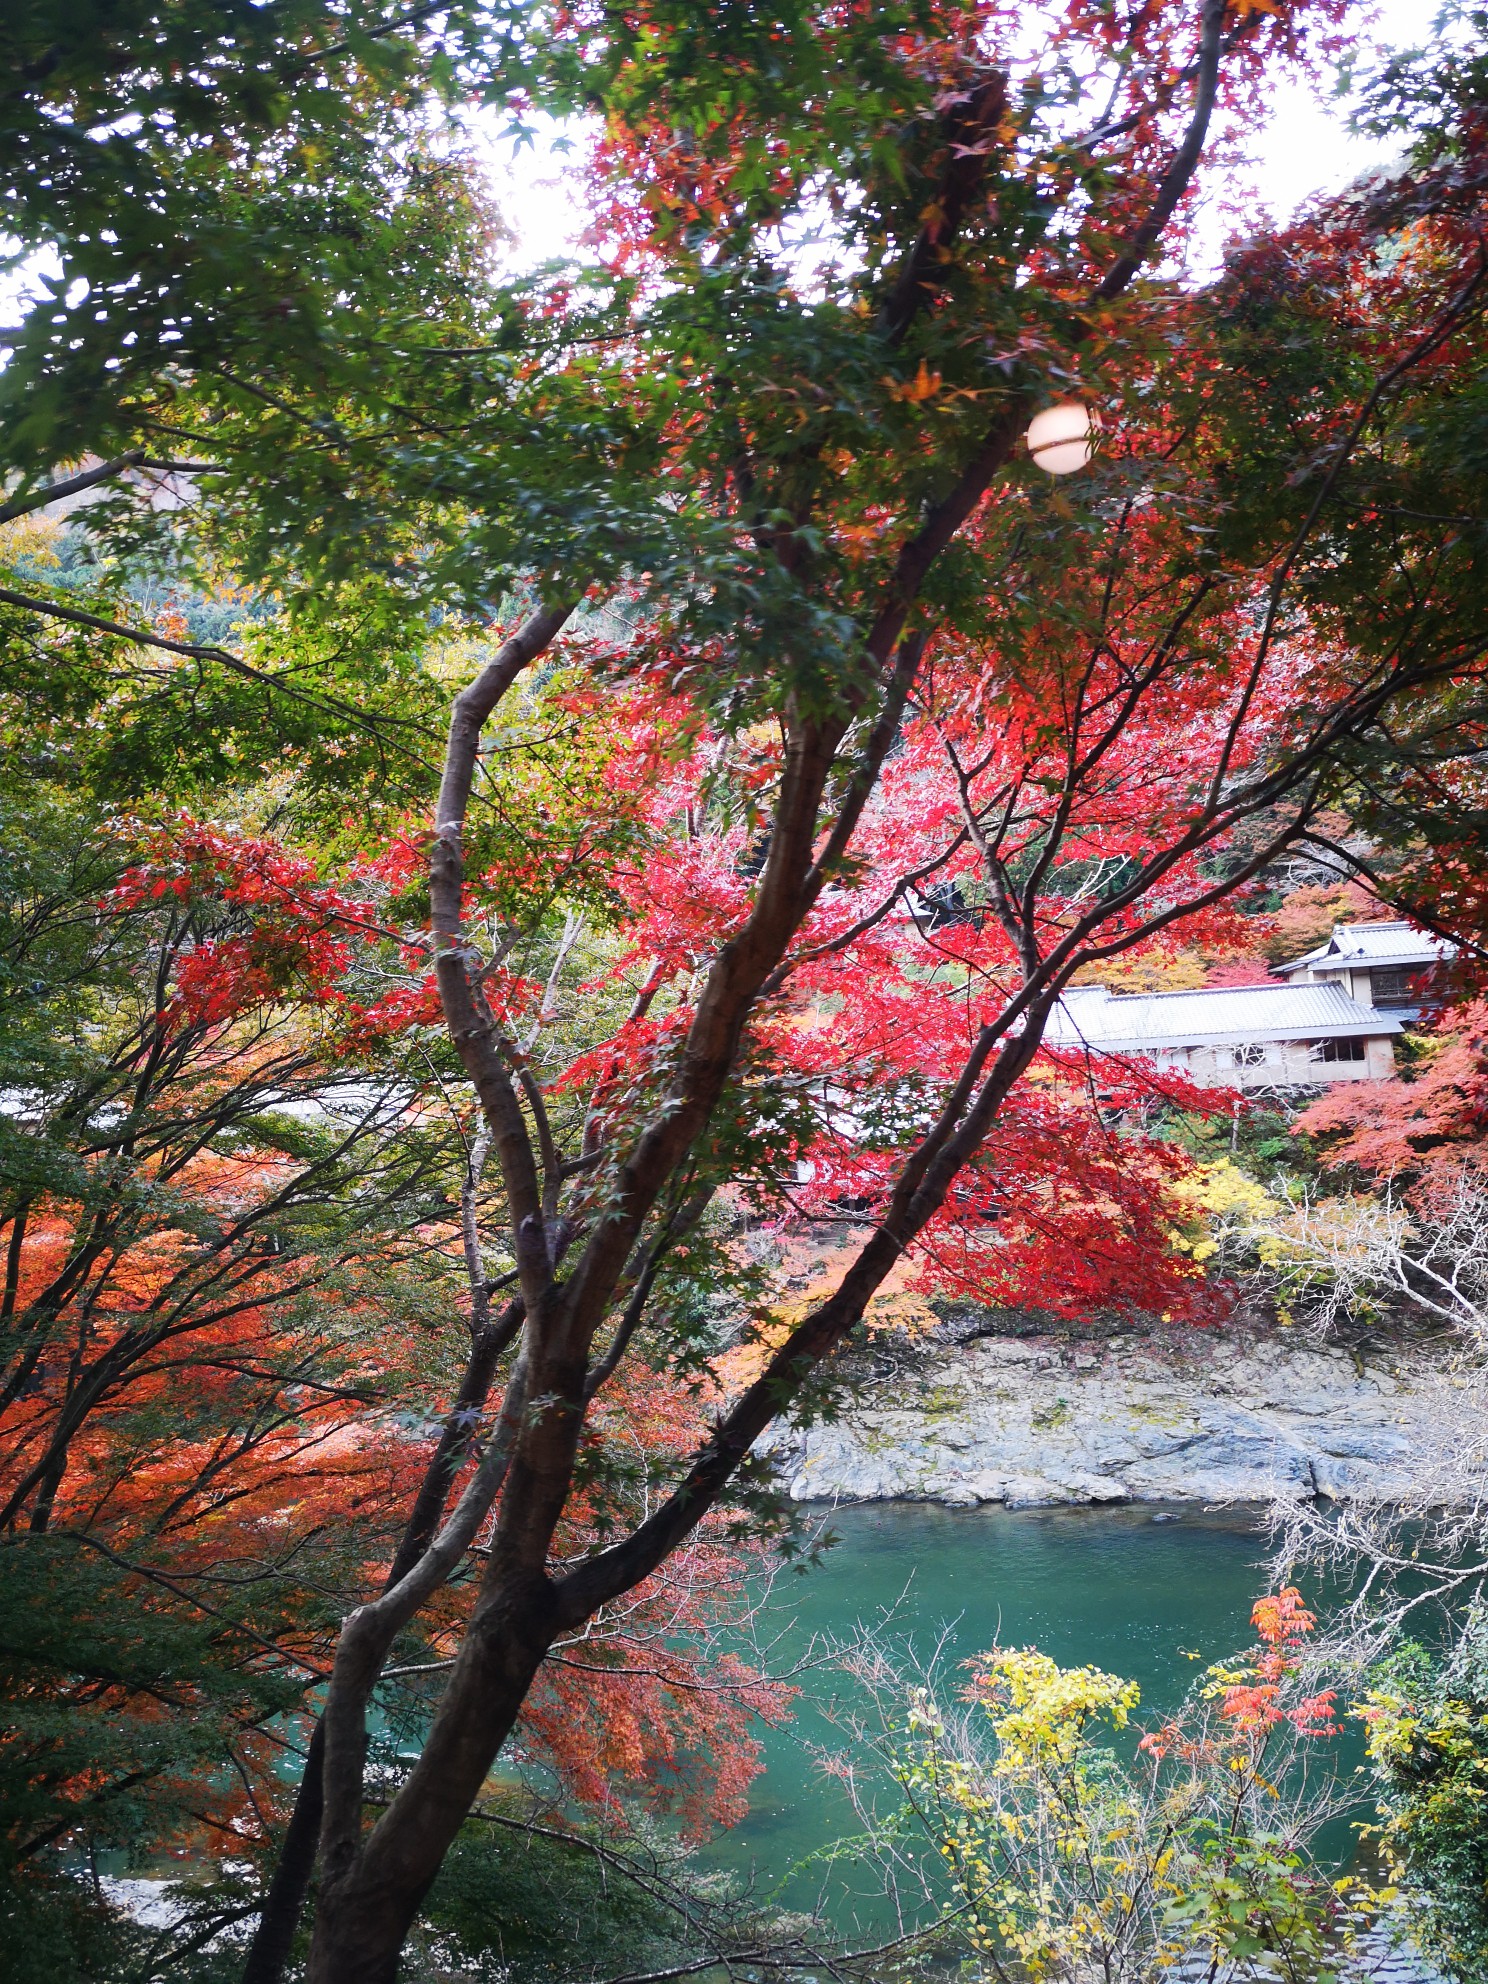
[1095,0,1226,302]
[430,600,576,1307]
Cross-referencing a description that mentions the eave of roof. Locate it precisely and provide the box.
[1275,922,1452,975]
[1046,981,1403,1054]
[1053,1020,1399,1051]
[1323,953,1444,972]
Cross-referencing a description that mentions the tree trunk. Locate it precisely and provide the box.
[238,1722,326,1984]
[306,1573,555,1984]
[240,1311,518,1984]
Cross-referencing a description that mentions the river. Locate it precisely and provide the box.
[98,1500,1449,1978]
[700,1501,1369,1921]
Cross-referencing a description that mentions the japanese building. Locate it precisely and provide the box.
[1044,921,1450,1091]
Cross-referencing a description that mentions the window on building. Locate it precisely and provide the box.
[1311,1037,1366,1063]
[1230,1043,1268,1068]
[1370,967,1415,1006]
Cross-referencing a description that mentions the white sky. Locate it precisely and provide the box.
[484,0,1440,280]
[1189,0,1438,268]
[0,0,1445,329]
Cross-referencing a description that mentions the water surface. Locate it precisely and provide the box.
[703,1502,1365,1923]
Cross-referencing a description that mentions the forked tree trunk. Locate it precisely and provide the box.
[287,20,1247,1975]
[241,1308,519,1984]
[306,1574,557,1984]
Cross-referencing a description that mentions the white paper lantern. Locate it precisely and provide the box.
[1025,401,1096,475]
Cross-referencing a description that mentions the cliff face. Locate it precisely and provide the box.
[757,1329,1452,1508]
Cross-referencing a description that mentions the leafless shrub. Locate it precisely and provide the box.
[1244,1176,1488,1673]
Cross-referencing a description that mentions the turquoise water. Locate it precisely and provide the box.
[701,1502,1369,1924]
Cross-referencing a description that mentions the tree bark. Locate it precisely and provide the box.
[239,1305,520,1984]
[306,1572,557,1984]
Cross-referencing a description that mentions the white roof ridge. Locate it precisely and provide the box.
[1276,918,1452,973]
[1073,980,1283,1003]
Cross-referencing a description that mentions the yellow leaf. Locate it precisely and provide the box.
[886,359,942,403]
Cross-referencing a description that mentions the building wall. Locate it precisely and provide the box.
[1364,1035,1396,1080]
[1181,1035,1394,1090]
[1300,963,1439,1011]
[1302,964,1374,1006]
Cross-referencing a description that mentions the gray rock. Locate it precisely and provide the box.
[767,1329,1457,1511]
[1003,1475,1069,1509]
[1312,1421,1410,1460]
[1064,1472,1129,1503]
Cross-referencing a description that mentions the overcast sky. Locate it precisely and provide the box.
[1193,0,1438,260]
[0,0,1448,330]
[484,0,1441,280]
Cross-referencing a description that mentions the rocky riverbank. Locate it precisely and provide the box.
[758,1324,1452,1507]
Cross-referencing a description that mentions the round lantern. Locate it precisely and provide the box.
[1025,401,1096,475]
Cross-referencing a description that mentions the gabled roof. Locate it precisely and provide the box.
[1275,920,1453,977]
[1045,981,1402,1055]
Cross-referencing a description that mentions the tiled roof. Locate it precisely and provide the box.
[1275,921,1453,976]
[1045,981,1402,1055]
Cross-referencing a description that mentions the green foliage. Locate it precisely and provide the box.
[1362,1614,1488,1976]
[0,3,523,472]
[413,1819,688,1984]
[0,1536,301,1864]
[1164,1837,1342,1981]
[0,512,451,823]
[0,1863,146,1984]
[1348,2,1488,167]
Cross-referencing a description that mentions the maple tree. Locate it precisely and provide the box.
[0,796,789,1975]
[3,3,1488,1981]
[1298,997,1488,1188]
[0,799,445,1907]
[1260,877,1396,967]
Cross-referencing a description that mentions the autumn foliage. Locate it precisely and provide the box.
[889,1588,1350,1982]
[1299,1000,1488,1191]
[4,0,1488,1977]
[0,811,790,1886]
